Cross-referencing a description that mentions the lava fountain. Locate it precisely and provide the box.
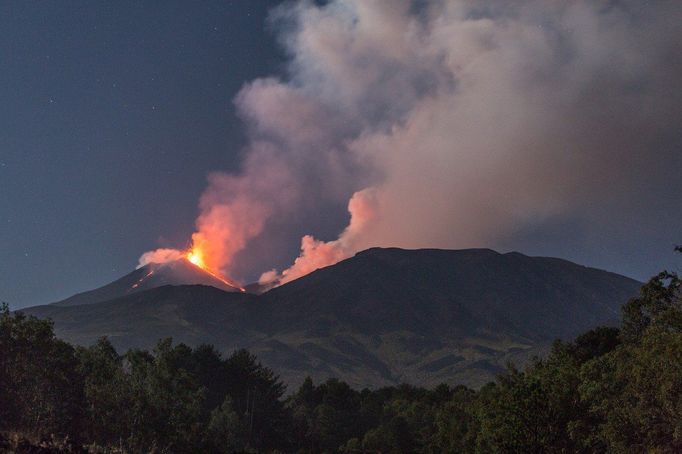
[138,242,245,292]
[184,245,245,292]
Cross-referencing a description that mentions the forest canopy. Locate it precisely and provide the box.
[1,250,681,453]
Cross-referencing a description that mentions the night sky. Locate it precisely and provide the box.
[2,1,681,309]
[1,1,285,307]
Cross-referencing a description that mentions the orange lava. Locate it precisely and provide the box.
[186,248,205,268]
[185,246,245,292]
[130,270,154,291]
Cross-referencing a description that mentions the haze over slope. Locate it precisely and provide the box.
[24,248,640,389]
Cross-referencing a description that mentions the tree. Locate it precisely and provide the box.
[431,386,478,453]
[77,337,132,447]
[310,379,363,451]
[580,254,682,452]
[0,304,85,438]
[207,396,245,453]
[621,268,681,343]
[127,338,204,452]
[223,349,290,451]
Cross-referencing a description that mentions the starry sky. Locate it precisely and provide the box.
[2,1,681,310]
[1,1,286,308]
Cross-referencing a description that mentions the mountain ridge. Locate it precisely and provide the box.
[52,258,242,307]
[22,247,641,390]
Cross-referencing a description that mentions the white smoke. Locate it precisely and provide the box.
[143,0,682,284]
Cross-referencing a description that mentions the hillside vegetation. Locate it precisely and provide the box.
[1,249,681,453]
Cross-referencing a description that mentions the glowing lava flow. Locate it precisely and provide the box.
[130,269,155,291]
[185,248,245,292]
[187,249,205,268]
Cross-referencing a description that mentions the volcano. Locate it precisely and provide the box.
[27,247,642,389]
[53,258,242,307]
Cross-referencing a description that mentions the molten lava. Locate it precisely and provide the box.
[137,244,246,292]
[185,247,245,292]
[130,270,154,290]
[187,249,205,268]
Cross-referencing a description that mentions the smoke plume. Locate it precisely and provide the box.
[143,0,682,285]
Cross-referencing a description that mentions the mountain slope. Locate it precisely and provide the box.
[53,258,242,307]
[28,285,257,348]
[22,248,641,389]
[261,248,635,340]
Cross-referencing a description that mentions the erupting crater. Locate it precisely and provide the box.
[130,257,245,294]
[182,247,245,292]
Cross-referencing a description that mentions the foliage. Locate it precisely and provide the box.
[1,247,681,452]
[0,303,84,438]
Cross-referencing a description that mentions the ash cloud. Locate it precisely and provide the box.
[144,0,682,284]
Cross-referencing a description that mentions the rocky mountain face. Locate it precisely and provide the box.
[22,248,641,390]
[52,258,242,307]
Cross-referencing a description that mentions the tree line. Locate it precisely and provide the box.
[1,250,681,453]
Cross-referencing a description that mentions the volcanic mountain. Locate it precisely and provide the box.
[23,248,641,389]
[52,258,242,307]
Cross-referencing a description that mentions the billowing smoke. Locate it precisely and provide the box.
[260,188,379,285]
[139,248,185,267]
[143,0,682,285]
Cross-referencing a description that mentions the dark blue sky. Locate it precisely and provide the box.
[1,1,285,307]
[1,1,680,309]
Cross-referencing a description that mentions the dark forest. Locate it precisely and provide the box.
[2,251,681,453]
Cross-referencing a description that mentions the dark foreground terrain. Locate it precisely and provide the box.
[1,254,681,453]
